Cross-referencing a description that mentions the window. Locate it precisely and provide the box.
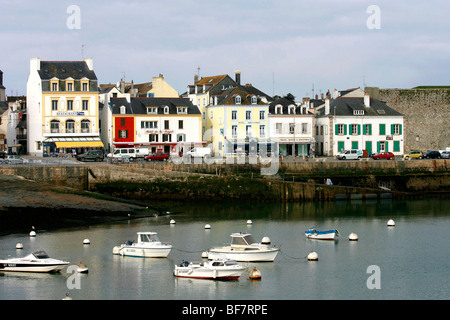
[337,124,346,135]
[276,123,282,134]
[66,120,75,133]
[141,121,157,129]
[162,134,172,142]
[120,118,126,126]
[363,124,372,135]
[177,134,185,142]
[120,106,126,114]
[393,140,400,152]
[81,119,90,133]
[289,123,295,134]
[289,106,295,114]
[147,107,158,114]
[251,96,257,104]
[302,123,308,134]
[232,125,237,138]
[235,95,241,104]
[350,124,360,135]
[178,120,183,129]
[177,107,187,114]
[67,83,73,91]
[149,134,158,142]
[353,110,364,115]
[67,100,73,111]
[245,110,251,120]
[82,100,88,111]
[52,82,58,91]
[164,120,169,130]
[276,106,282,114]
[391,124,402,135]
[119,130,128,138]
[231,110,237,120]
[82,82,88,91]
[259,125,266,137]
[259,110,265,120]
[164,106,169,114]
[246,125,252,137]
[52,100,58,111]
[379,124,386,135]
[50,120,60,133]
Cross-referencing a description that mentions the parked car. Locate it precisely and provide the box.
[77,150,105,162]
[145,152,169,161]
[403,150,423,160]
[440,151,450,159]
[336,149,363,160]
[4,155,28,164]
[423,150,441,159]
[372,152,395,160]
[0,151,6,159]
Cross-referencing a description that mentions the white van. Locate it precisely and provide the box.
[336,149,363,160]
[108,147,149,161]
[185,147,211,158]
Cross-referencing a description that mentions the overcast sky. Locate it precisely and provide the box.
[1,0,449,100]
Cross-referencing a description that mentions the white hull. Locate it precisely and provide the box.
[0,264,67,273]
[207,248,279,262]
[0,251,69,273]
[305,229,338,240]
[117,245,172,258]
[174,260,245,280]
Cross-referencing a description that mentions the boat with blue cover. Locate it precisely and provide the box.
[305,228,339,240]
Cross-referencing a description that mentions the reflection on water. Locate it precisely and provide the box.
[0,198,449,300]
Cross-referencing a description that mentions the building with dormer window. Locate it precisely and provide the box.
[27,58,103,156]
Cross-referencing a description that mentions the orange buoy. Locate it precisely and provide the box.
[249,267,261,280]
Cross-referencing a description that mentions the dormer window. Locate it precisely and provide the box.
[51,79,59,91]
[164,106,169,114]
[147,107,158,114]
[353,110,364,115]
[251,96,257,104]
[276,105,282,114]
[289,106,295,114]
[120,105,126,115]
[177,107,187,114]
[235,95,241,104]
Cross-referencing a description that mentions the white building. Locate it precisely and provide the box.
[27,58,103,156]
[314,88,405,156]
[268,97,315,156]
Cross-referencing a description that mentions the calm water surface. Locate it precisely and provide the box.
[0,198,448,300]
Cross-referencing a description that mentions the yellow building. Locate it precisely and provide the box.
[27,58,103,156]
[122,74,179,98]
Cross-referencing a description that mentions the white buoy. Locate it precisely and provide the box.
[170,219,176,225]
[62,293,72,300]
[387,219,395,227]
[307,251,318,261]
[77,263,89,273]
[204,224,211,229]
[261,236,271,245]
[29,230,36,237]
[201,251,208,258]
[349,233,358,241]
[16,243,23,249]
[247,219,253,225]
[249,267,261,280]
[83,239,90,245]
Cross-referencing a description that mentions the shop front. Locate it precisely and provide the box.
[43,137,104,157]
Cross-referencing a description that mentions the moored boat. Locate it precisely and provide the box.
[0,251,69,273]
[207,233,279,262]
[174,259,245,280]
[305,228,339,240]
[113,232,172,258]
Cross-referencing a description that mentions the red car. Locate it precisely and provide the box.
[145,152,169,161]
[372,152,395,160]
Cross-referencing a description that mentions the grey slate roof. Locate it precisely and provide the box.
[38,61,97,80]
[109,97,200,115]
[268,97,313,115]
[315,96,404,117]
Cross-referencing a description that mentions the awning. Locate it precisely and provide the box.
[55,141,104,148]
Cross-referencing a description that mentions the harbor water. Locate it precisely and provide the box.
[0,198,448,300]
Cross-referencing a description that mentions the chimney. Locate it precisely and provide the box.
[83,57,94,70]
[0,70,3,86]
[235,70,241,85]
[120,79,125,93]
[325,98,330,115]
[364,92,370,107]
[333,88,339,99]
[194,74,199,83]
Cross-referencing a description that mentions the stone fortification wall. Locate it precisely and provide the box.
[365,87,450,151]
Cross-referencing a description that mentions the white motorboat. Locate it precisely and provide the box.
[113,232,172,258]
[0,251,69,273]
[174,259,245,280]
[305,228,339,240]
[207,233,279,262]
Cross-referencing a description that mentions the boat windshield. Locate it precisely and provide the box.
[32,251,50,259]
[139,233,159,243]
[231,234,257,246]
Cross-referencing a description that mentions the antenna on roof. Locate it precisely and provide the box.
[197,66,200,77]
[81,44,85,59]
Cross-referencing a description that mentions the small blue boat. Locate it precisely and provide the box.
[305,228,339,240]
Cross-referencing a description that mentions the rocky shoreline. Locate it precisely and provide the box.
[0,175,156,234]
